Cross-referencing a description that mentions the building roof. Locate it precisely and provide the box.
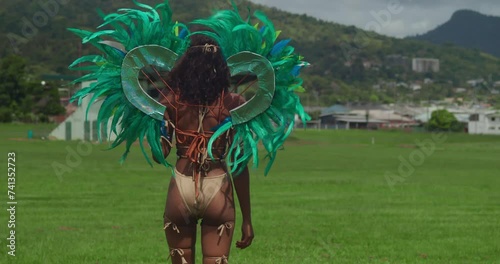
[454,113,472,123]
[346,103,389,111]
[351,110,414,122]
[335,115,386,123]
[392,105,422,117]
[321,104,350,116]
[486,112,500,117]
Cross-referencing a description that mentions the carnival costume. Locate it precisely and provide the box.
[69,0,310,262]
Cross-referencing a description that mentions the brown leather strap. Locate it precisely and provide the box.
[177,146,226,161]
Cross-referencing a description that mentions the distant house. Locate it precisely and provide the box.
[320,105,350,128]
[350,109,416,128]
[49,81,118,141]
[333,114,385,130]
[411,84,422,91]
[469,112,500,135]
[321,105,350,116]
[412,58,440,73]
[467,79,485,87]
[416,108,475,127]
[320,104,416,129]
[393,105,422,119]
[397,82,409,88]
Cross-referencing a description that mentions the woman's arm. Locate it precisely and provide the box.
[153,95,175,164]
[220,93,254,248]
[233,167,254,249]
[227,93,254,249]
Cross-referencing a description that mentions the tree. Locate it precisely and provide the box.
[0,55,28,122]
[37,83,66,116]
[369,94,380,104]
[0,55,65,122]
[427,109,464,132]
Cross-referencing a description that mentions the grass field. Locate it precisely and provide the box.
[0,124,499,264]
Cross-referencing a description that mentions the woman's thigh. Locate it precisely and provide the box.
[201,178,236,260]
[164,178,198,263]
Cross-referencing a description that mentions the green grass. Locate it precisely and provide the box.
[0,124,499,264]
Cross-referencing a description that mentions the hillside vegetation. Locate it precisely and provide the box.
[1,0,499,106]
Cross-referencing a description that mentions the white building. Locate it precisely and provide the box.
[411,84,422,91]
[414,107,476,124]
[49,81,118,141]
[412,58,440,73]
[468,112,500,135]
[467,79,485,87]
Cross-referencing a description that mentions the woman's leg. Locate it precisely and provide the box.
[164,178,198,264]
[201,177,236,264]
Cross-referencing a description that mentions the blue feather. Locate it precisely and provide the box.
[211,117,232,132]
[291,65,302,77]
[179,28,188,39]
[271,39,291,56]
[160,120,168,137]
[113,47,126,57]
[259,26,267,34]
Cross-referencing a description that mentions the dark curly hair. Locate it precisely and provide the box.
[167,35,230,105]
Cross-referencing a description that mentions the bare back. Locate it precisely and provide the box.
[163,92,245,177]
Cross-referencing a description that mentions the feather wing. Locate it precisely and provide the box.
[195,5,311,176]
[69,0,189,168]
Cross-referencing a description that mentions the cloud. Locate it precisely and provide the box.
[249,0,500,37]
[410,20,432,33]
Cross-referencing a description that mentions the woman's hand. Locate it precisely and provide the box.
[236,221,254,249]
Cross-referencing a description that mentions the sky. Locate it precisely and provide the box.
[248,0,500,38]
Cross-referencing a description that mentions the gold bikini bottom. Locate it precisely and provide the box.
[174,169,227,218]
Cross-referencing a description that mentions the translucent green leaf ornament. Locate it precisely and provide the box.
[227,52,275,125]
[121,45,178,121]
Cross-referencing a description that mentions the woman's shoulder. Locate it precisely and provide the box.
[159,91,178,121]
[159,90,177,107]
[225,93,246,110]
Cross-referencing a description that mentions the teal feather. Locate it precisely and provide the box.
[207,122,232,160]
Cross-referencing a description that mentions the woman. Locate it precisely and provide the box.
[69,2,308,263]
[156,35,254,264]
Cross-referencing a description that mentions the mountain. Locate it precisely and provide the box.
[1,0,499,106]
[412,10,500,57]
